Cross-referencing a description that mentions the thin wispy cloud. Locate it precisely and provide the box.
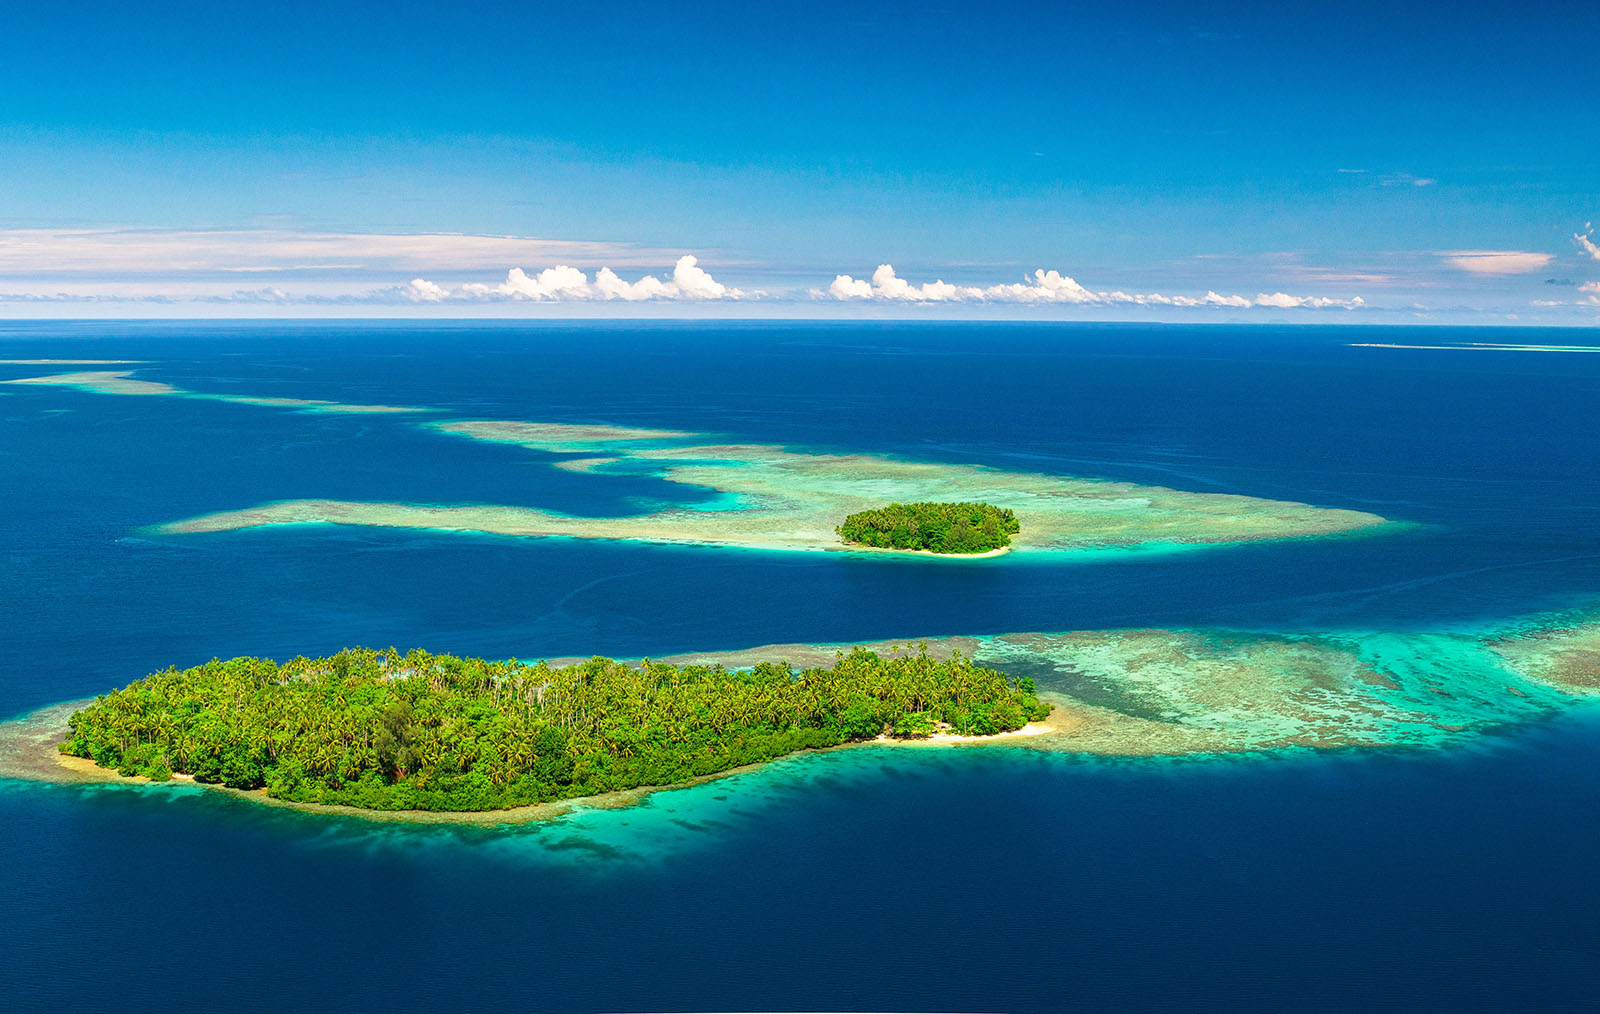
[0,228,670,276]
[1444,250,1555,275]
[1379,173,1436,187]
[1337,169,1435,187]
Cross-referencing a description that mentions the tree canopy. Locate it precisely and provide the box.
[61,646,1050,812]
[837,501,1020,554]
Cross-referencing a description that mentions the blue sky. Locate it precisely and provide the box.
[2,0,1597,320]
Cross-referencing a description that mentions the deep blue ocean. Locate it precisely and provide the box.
[2,320,1598,1012]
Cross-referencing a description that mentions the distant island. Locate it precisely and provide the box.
[58,647,1052,812]
[838,501,1021,555]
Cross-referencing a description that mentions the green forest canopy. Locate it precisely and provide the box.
[838,501,1021,554]
[61,647,1052,812]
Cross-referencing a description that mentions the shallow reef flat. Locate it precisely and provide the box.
[971,627,1579,754]
[161,417,1392,555]
[569,617,1600,757]
[429,419,697,450]
[1487,622,1600,693]
[0,700,116,783]
[1,369,432,414]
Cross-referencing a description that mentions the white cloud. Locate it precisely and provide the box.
[1252,291,1365,309]
[670,255,730,299]
[1576,225,1600,261]
[399,278,448,302]
[1580,281,1600,294]
[1339,169,1434,187]
[827,274,875,299]
[984,270,1099,304]
[823,264,1361,310]
[1379,172,1436,187]
[197,287,295,304]
[1250,292,1303,308]
[455,255,747,302]
[1444,250,1555,275]
[594,267,671,301]
[492,265,593,300]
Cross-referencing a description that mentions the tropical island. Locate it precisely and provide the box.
[57,646,1052,812]
[838,501,1021,555]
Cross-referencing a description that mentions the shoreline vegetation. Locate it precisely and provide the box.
[53,646,1053,814]
[838,501,1020,555]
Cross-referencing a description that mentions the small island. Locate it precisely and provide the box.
[58,646,1052,812]
[838,501,1021,555]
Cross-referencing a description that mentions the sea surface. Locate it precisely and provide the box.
[2,320,1598,1012]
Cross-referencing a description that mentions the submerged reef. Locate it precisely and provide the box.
[1487,622,1600,694]
[2,368,1393,556]
[1,370,432,414]
[157,418,1393,556]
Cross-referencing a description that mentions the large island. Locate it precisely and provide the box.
[57,647,1053,812]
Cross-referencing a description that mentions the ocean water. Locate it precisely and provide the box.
[2,320,1598,1012]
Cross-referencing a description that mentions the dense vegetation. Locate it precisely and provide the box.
[61,647,1051,812]
[838,501,1021,554]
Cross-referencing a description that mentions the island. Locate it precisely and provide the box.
[837,501,1021,555]
[5,614,1599,823]
[57,646,1053,812]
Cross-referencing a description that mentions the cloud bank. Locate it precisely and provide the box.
[822,264,1363,310]
[452,256,748,301]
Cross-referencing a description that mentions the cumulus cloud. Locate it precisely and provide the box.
[822,264,1362,310]
[399,278,448,302]
[454,255,747,302]
[1445,250,1555,275]
[1581,282,1600,294]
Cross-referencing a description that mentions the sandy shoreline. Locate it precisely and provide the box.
[837,542,1012,559]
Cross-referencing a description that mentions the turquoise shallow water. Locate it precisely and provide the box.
[2,320,1598,1011]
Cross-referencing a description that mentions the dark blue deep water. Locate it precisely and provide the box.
[2,321,1598,1012]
